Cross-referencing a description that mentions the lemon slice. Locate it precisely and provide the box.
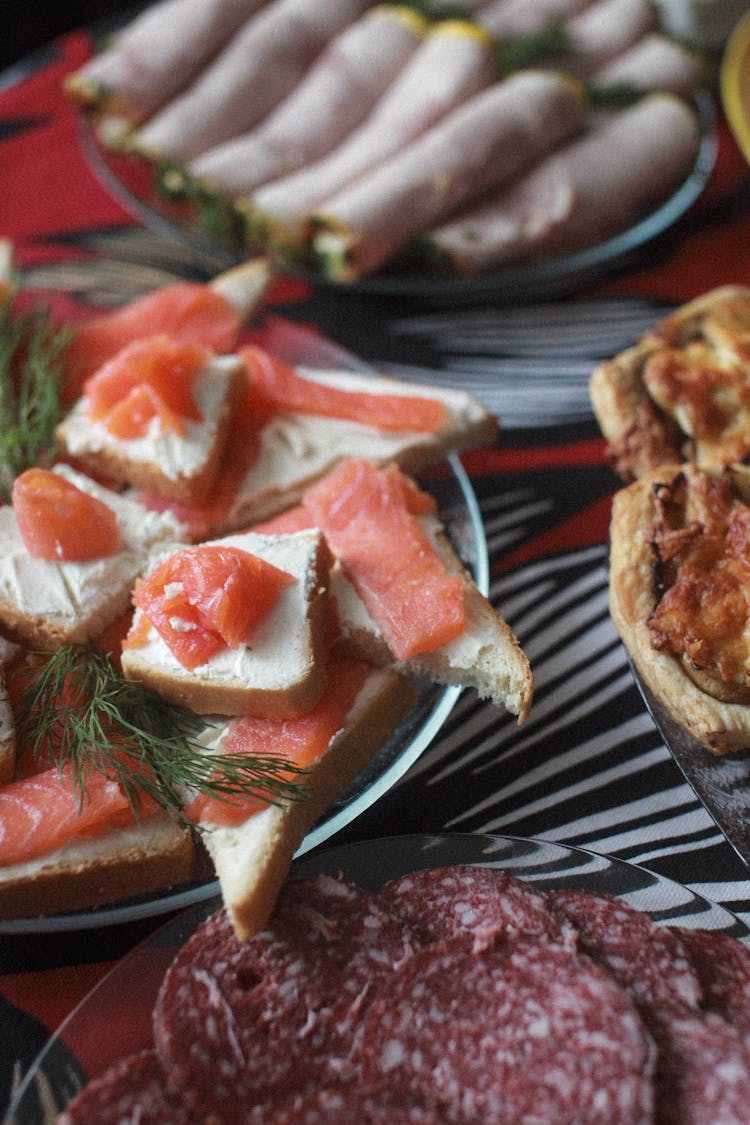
[720,7,750,163]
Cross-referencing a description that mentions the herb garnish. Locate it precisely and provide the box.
[13,645,308,824]
[0,292,70,502]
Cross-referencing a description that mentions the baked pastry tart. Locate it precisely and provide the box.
[591,285,750,483]
[609,461,750,754]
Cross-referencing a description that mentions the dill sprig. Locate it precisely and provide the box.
[14,645,309,824]
[0,295,71,502]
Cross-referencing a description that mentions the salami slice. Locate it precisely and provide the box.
[674,926,750,1036]
[266,1083,443,1124]
[57,1049,191,1125]
[648,1006,750,1125]
[548,888,703,1011]
[381,863,576,949]
[360,935,656,1124]
[153,875,417,1120]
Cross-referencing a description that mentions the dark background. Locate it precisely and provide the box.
[2,2,130,73]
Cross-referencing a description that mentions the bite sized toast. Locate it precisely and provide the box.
[609,461,750,754]
[0,464,183,649]
[192,662,415,940]
[121,528,333,718]
[590,286,750,482]
[55,342,247,503]
[0,812,194,920]
[332,518,533,721]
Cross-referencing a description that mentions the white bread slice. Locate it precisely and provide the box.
[194,665,415,940]
[208,256,273,321]
[121,529,333,718]
[55,352,247,503]
[0,813,194,920]
[330,514,532,721]
[0,464,183,649]
[217,367,498,533]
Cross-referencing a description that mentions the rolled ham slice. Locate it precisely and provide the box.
[309,68,587,281]
[590,32,706,97]
[133,0,373,163]
[553,0,658,76]
[423,93,700,275]
[478,0,595,38]
[188,6,427,195]
[247,19,499,244]
[65,0,265,124]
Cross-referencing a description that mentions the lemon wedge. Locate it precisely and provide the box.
[720,7,750,163]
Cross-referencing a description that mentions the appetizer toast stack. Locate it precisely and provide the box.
[0,250,532,935]
[65,0,708,280]
[591,286,750,755]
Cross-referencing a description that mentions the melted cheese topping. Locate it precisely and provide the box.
[647,468,750,691]
[642,296,750,468]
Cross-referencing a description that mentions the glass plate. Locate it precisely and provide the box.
[0,325,488,934]
[5,832,747,1125]
[78,90,717,306]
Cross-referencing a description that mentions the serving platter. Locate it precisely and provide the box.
[630,662,750,872]
[6,831,747,1125]
[78,91,717,306]
[0,313,488,934]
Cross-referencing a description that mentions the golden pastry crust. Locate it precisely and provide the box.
[609,462,750,754]
[591,286,750,482]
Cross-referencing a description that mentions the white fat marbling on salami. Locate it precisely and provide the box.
[153,875,417,1119]
[672,926,750,1037]
[360,935,656,1124]
[57,1048,191,1125]
[549,888,703,1012]
[381,863,576,950]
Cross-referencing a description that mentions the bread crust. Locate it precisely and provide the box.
[609,462,750,754]
[56,358,247,504]
[590,285,750,482]
[200,668,416,941]
[0,816,195,920]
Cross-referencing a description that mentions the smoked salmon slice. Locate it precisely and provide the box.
[185,659,370,827]
[240,344,448,432]
[129,544,294,671]
[303,459,465,659]
[83,335,209,438]
[63,282,242,402]
[139,392,269,540]
[12,467,122,561]
[0,764,134,866]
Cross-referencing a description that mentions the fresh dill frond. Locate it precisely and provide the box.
[497,21,569,74]
[13,645,309,824]
[0,297,71,502]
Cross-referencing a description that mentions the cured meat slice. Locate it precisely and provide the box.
[134,0,373,163]
[555,0,658,76]
[309,68,587,280]
[478,0,594,38]
[248,19,498,243]
[153,875,418,1120]
[381,863,576,949]
[266,1083,443,1124]
[648,1006,750,1125]
[675,926,750,1036]
[425,94,700,274]
[360,935,656,1124]
[189,6,426,195]
[57,1049,191,1125]
[65,0,265,124]
[591,32,707,97]
[548,888,703,1011]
